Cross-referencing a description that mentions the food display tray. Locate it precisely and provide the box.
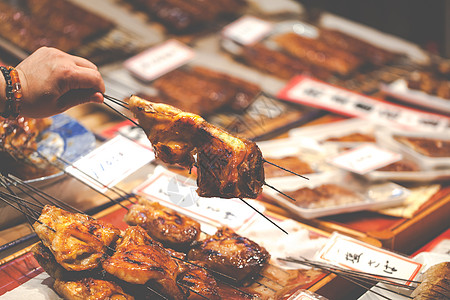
[0,199,381,300]
[262,185,450,255]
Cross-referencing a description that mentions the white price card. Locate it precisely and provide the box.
[278,76,450,132]
[222,16,273,45]
[134,167,264,231]
[329,144,402,174]
[66,135,155,193]
[317,233,422,284]
[124,39,195,81]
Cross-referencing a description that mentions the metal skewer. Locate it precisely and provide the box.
[0,191,257,299]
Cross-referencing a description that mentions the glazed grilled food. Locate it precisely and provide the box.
[0,116,54,179]
[53,278,134,300]
[411,262,450,300]
[394,136,450,157]
[152,66,261,115]
[128,95,265,199]
[240,43,332,80]
[264,156,314,178]
[0,0,113,53]
[188,227,270,283]
[285,184,364,209]
[318,28,399,66]
[33,205,120,271]
[126,0,246,32]
[275,32,363,76]
[123,200,201,250]
[102,226,186,300]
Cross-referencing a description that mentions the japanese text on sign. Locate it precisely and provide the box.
[124,39,195,81]
[222,16,273,45]
[278,76,450,132]
[66,135,155,193]
[317,233,422,283]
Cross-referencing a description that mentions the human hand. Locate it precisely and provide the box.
[15,47,105,118]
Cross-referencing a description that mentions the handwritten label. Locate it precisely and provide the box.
[317,233,422,284]
[124,39,195,81]
[222,16,273,45]
[329,144,402,174]
[278,76,450,132]
[134,167,264,230]
[66,135,155,192]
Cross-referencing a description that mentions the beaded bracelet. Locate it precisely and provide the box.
[1,66,22,118]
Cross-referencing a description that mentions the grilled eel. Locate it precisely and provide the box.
[123,200,201,251]
[128,95,264,199]
[188,227,270,283]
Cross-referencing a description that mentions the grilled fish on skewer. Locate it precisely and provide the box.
[188,227,270,283]
[33,205,120,271]
[102,226,186,300]
[53,278,134,300]
[124,200,201,251]
[128,95,264,199]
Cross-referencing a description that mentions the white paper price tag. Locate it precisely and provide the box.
[124,39,195,81]
[222,16,273,45]
[66,135,155,193]
[329,144,402,174]
[317,233,422,284]
[134,167,264,230]
[278,76,450,132]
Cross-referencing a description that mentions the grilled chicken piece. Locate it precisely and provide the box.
[32,242,85,281]
[54,278,134,300]
[33,205,120,271]
[123,200,201,251]
[178,263,221,300]
[102,226,186,300]
[128,95,264,199]
[187,227,270,283]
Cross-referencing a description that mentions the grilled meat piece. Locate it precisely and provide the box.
[54,278,134,300]
[285,184,363,209]
[319,28,398,66]
[32,242,86,281]
[411,262,450,300]
[33,205,120,271]
[0,0,113,53]
[153,66,260,115]
[128,96,264,199]
[275,32,363,76]
[394,136,450,157]
[196,134,263,198]
[264,156,313,178]
[102,226,186,300]
[0,116,55,179]
[127,0,245,33]
[178,263,221,300]
[187,227,270,282]
[123,200,201,251]
[240,43,332,80]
